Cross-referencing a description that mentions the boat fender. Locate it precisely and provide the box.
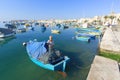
[23,42,27,46]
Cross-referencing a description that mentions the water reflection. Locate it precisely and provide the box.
[0,36,16,46]
[40,26,46,33]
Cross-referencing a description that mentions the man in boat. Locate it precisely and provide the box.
[43,36,54,63]
[44,36,63,64]
[44,35,54,52]
[47,36,54,47]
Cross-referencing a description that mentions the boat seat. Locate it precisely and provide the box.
[49,56,64,65]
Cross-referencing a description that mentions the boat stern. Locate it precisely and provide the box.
[54,56,70,72]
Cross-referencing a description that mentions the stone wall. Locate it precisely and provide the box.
[100,27,120,54]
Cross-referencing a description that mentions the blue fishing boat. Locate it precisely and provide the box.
[24,40,70,72]
[76,28,101,36]
[77,33,96,40]
[76,34,91,42]
[17,28,26,33]
[87,31,101,36]
[40,26,46,33]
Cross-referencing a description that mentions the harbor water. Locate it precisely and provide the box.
[0,24,99,80]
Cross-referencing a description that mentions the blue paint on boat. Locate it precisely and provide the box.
[29,56,70,71]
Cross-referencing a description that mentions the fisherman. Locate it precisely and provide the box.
[44,35,54,52]
[47,35,54,48]
[43,36,54,63]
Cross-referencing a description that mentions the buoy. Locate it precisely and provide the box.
[23,42,27,46]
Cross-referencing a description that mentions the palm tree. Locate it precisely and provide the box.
[109,15,115,20]
[104,16,108,21]
[108,15,116,24]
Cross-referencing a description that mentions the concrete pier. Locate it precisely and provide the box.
[87,55,120,80]
[100,27,120,54]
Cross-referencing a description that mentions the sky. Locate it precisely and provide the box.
[0,0,120,21]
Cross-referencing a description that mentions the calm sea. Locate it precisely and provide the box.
[0,23,99,80]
